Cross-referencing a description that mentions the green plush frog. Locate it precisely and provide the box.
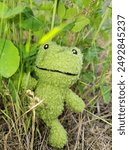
[28,42,85,148]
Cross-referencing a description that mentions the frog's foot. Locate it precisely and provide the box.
[48,119,68,148]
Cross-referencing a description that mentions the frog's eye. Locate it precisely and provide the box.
[72,49,77,55]
[44,44,49,50]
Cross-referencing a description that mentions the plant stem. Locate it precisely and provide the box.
[51,0,58,30]
[92,6,110,45]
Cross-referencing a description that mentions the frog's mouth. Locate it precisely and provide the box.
[36,66,78,76]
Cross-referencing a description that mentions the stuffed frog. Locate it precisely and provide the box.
[28,42,85,148]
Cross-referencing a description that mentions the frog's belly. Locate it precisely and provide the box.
[35,86,65,121]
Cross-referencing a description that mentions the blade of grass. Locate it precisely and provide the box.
[51,0,58,30]
[30,107,36,150]
[38,23,67,45]
[85,109,112,126]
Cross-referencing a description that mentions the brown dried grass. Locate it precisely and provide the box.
[0,97,112,150]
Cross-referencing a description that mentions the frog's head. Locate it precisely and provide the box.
[35,42,83,87]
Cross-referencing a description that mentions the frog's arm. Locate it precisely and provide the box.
[65,89,85,112]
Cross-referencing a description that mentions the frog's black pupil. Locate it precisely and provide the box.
[72,49,77,55]
[44,44,49,49]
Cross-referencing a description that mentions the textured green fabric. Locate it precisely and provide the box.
[32,42,85,148]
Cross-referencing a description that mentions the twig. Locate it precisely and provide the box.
[30,105,35,150]
[74,115,83,150]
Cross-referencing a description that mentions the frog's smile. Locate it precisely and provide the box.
[36,66,78,76]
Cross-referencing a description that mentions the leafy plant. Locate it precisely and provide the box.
[0,0,112,149]
[0,39,19,78]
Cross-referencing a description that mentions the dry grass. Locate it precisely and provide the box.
[0,94,112,150]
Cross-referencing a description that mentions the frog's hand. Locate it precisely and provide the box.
[65,89,85,112]
[21,73,37,90]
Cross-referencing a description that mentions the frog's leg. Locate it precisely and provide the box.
[45,119,68,148]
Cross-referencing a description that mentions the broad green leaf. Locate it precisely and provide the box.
[72,16,90,32]
[0,39,20,78]
[82,0,90,8]
[100,84,111,104]
[57,0,66,20]
[65,8,77,19]
[20,17,43,31]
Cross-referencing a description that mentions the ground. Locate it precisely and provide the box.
[0,95,112,150]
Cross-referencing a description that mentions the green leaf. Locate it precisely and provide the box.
[83,47,98,63]
[72,16,90,32]
[22,7,34,19]
[83,47,104,63]
[57,0,66,20]
[0,3,26,19]
[82,0,90,8]
[0,2,8,18]
[6,5,26,18]
[20,17,43,31]
[0,39,20,78]
[65,8,77,19]
[81,71,94,83]
[40,1,53,10]
[100,84,111,104]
